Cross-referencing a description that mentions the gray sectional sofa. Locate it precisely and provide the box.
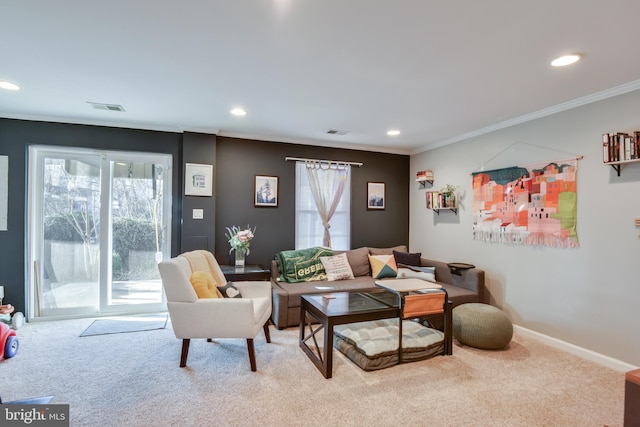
[270,245,486,329]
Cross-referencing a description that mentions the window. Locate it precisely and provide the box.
[295,162,350,250]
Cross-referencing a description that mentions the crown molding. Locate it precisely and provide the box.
[412,79,640,155]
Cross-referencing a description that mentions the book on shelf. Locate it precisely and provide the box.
[426,191,455,210]
[416,170,434,182]
[603,131,640,162]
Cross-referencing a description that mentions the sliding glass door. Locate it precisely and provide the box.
[27,146,172,319]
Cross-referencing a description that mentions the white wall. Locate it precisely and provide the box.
[410,89,640,367]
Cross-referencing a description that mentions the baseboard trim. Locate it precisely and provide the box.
[514,325,638,373]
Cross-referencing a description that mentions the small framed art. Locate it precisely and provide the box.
[367,182,385,210]
[255,175,278,207]
[185,163,213,197]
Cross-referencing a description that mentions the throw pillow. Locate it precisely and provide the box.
[396,264,436,282]
[393,250,422,266]
[343,247,370,277]
[320,253,355,281]
[368,254,398,279]
[218,281,242,298]
[190,271,223,298]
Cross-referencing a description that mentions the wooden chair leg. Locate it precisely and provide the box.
[263,321,271,343]
[246,338,257,371]
[180,339,190,367]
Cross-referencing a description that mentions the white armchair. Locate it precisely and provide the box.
[158,250,272,370]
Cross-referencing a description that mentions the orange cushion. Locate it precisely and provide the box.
[190,271,223,298]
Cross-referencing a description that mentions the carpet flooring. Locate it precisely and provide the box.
[0,315,626,426]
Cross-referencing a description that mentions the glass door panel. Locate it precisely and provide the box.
[108,160,166,308]
[40,155,101,314]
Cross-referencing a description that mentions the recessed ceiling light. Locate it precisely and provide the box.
[551,54,582,67]
[0,81,20,91]
[230,108,247,116]
[387,130,400,136]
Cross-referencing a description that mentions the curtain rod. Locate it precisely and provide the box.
[285,157,363,167]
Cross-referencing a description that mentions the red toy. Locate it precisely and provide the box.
[0,322,18,358]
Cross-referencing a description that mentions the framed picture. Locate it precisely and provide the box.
[367,182,385,210]
[255,175,278,207]
[185,163,213,196]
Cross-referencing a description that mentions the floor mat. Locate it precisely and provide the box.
[80,314,168,337]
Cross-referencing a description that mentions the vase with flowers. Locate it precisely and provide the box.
[225,225,256,267]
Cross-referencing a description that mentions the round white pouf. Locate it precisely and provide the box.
[452,303,513,350]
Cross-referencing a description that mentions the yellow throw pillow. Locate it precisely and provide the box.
[190,271,223,298]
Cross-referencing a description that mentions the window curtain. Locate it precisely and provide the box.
[304,160,351,248]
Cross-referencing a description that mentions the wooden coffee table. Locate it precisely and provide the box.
[299,289,400,379]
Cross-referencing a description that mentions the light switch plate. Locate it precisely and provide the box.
[192,209,204,219]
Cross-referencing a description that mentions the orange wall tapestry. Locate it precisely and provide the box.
[471,158,578,247]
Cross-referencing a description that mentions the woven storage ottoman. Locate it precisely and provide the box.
[452,303,513,350]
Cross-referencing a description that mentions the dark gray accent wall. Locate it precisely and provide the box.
[0,118,183,314]
[214,137,410,267]
[0,118,409,314]
[180,132,216,252]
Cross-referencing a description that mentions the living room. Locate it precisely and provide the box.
[1,2,640,425]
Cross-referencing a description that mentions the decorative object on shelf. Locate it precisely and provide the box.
[225,225,256,267]
[416,170,434,187]
[426,184,458,214]
[602,131,640,176]
[367,182,385,210]
[439,184,458,208]
[184,163,213,197]
[471,158,579,248]
[426,190,458,215]
[254,175,279,207]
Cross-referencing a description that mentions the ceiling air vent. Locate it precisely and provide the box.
[326,129,349,136]
[87,102,126,112]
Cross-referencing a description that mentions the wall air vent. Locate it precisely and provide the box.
[87,102,126,112]
[326,129,349,135]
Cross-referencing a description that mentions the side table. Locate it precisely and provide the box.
[220,264,270,281]
[447,262,475,276]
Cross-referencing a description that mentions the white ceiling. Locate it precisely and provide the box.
[2,1,640,155]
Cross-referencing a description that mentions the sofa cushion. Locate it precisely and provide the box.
[343,247,371,277]
[320,253,355,281]
[393,250,421,266]
[189,271,223,298]
[275,247,333,282]
[369,245,408,256]
[368,254,398,279]
[275,276,377,309]
[397,264,436,282]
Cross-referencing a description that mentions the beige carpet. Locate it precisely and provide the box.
[0,316,625,426]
